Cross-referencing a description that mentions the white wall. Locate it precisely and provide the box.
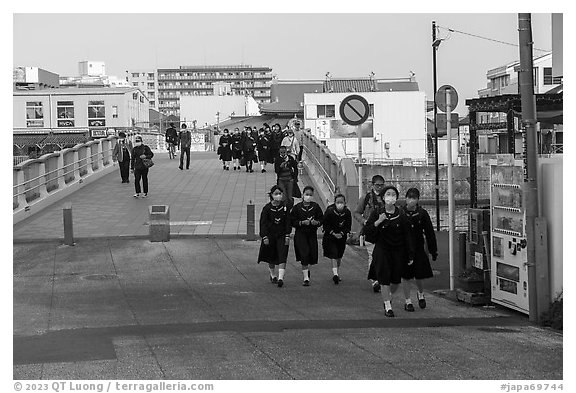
[303,91,427,161]
[179,95,261,126]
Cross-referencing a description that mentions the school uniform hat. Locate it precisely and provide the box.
[382,185,399,198]
[405,188,420,199]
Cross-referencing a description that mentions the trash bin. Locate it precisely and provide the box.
[149,205,170,242]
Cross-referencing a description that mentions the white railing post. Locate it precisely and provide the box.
[86,145,94,176]
[96,141,103,171]
[16,168,27,208]
[73,149,81,180]
[57,151,66,190]
[38,159,49,199]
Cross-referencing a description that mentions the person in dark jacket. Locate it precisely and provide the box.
[256,128,271,172]
[401,188,438,309]
[364,186,415,317]
[322,193,352,284]
[165,123,179,160]
[243,130,258,173]
[231,127,244,170]
[130,135,154,198]
[274,146,298,208]
[218,129,233,170]
[290,186,323,286]
[258,185,292,288]
[178,123,191,170]
[353,175,387,292]
[112,131,133,183]
[270,123,283,163]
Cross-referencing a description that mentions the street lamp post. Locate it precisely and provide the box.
[432,21,441,231]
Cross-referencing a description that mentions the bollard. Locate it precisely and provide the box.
[63,202,75,246]
[149,205,170,242]
[246,200,256,241]
[458,232,467,271]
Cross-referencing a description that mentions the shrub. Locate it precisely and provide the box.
[540,292,563,331]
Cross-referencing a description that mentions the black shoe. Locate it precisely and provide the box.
[372,282,381,293]
[270,276,278,284]
[418,298,426,309]
[223,165,226,170]
[233,167,236,171]
[332,275,340,285]
[179,166,183,170]
[261,169,265,173]
[303,280,310,286]
[384,309,395,318]
[250,169,254,173]
[404,303,415,312]
[277,279,284,288]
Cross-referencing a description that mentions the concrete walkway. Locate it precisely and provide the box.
[13,237,562,380]
[14,151,279,240]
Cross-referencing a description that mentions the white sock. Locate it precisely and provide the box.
[302,269,309,280]
[417,291,425,300]
[384,301,392,311]
[405,298,413,305]
[332,267,338,276]
[278,268,286,280]
[269,267,276,278]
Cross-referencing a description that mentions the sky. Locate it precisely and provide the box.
[12,12,554,115]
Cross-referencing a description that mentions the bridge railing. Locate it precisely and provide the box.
[13,136,118,224]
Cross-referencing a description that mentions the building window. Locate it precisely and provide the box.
[150,101,155,107]
[149,92,155,99]
[317,104,335,118]
[112,105,118,118]
[133,82,138,87]
[148,73,155,79]
[543,67,553,85]
[533,67,538,87]
[26,101,44,127]
[57,101,75,127]
[148,83,155,89]
[132,73,139,78]
[87,101,106,127]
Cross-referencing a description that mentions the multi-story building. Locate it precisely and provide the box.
[60,61,130,89]
[150,65,273,117]
[128,70,159,111]
[13,67,60,90]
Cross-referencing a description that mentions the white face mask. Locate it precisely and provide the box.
[384,195,397,205]
[303,195,313,203]
[335,203,345,210]
[273,194,283,202]
[134,141,142,146]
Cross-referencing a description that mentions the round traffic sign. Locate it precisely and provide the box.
[339,94,370,126]
[435,85,458,113]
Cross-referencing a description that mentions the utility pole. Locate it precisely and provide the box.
[432,20,441,231]
[518,13,540,323]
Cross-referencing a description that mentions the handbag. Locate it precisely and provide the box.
[142,158,154,168]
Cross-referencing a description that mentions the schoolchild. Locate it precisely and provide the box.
[270,123,284,163]
[364,186,415,317]
[243,131,258,173]
[401,188,438,309]
[218,129,233,170]
[258,185,292,288]
[290,186,323,286]
[231,127,244,170]
[322,194,352,284]
[257,128,271,172]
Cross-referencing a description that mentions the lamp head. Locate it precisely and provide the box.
[432,39,443,48]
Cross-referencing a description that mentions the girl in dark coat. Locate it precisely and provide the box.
[290,186,323,286]
[218,129,233,170]
[322,194,352,284]
[401,188,438,309]
[364,186,415,317]
[258,185,292,288]
[242,131,258,173]
[231,128,244,170]
[270,123,283,163]
[257,128,271,172]
[130,135,154,198]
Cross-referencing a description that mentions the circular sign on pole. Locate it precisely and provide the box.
[435,85,458,113]
[339,94,370,126]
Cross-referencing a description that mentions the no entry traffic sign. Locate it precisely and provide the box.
[435,85,458,113]
[339,94,370,126]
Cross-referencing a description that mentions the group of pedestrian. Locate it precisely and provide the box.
[112,132,154,198]
[217,122,302,174]
[258,185,352,288]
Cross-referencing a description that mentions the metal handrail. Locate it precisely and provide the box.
[302,145,336,194]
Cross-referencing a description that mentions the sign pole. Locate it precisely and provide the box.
[358,126,363,198]
[446,88,455,291]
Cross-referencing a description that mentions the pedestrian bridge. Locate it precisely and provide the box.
[13,131,360,241]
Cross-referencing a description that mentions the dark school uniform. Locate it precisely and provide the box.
[322,204,352,259]
[290,201,324,266]
[402,205,437,280]
[243,134,258,163]
[231,133,244,160]
[257,133,272,163]
[218,134,233,162]
[258,202,291,265]
[364,206,415,286]
[269,130,283,162]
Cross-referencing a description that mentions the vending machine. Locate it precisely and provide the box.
[489,157,529,314]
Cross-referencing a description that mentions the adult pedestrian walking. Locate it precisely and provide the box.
[218,128,233,170]
[178,123,191,170]
[257,127,271,173]
[322,194,352,284]
[165,122,178,160]
[281,127,301,160]
[231,127,244,170]
[112,131,132,183]
[290,186,323,286]
[274,146,298,207]
[401,187,438,310]
[353,174,387,293]
[258,185,292,288]
[130,135,154,198]
[364,186,415,317]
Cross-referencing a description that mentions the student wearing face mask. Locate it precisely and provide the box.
[112,131,133,183]
[256,127,271,172]
[322,194,352,284]
[269,123,283,162]
[290,186,323,286]
[130,135,154,198]
[217,129,232,170]
[231,127,244,170]
[364,186,415,317]
[401,188,437,310]
[281,127,300,160]
[258,185,292,288]
[274,146,298,207]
